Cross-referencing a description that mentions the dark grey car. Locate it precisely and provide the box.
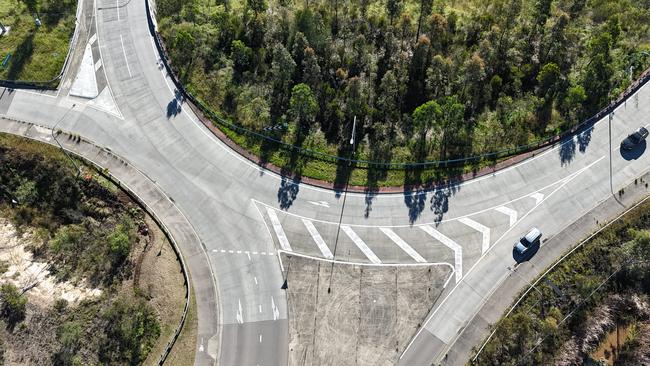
[621,127,649,150]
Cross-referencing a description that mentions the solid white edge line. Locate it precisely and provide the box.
[420,225,463,283]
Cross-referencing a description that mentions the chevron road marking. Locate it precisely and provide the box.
[341,225,382,264]
[380,228,427,263]
[302,219,334,259]
[458,217,490,254]
[494,206,518,227]
[266,207,292,251]
[530,192,545,205]
[420,225,462,283]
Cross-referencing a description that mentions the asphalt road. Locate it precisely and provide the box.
[1,0,650,365]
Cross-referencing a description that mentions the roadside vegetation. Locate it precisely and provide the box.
[0,133,192,365]
[0,0,77,83]
[156,0,650,186]
[471,199,650,365]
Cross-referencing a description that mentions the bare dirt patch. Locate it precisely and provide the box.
[284,254,452,366]
[0,219,101,307]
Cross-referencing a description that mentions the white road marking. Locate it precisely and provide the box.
[271,296,279,320]
[116,0,120,20]
[247,252,251,261]
[308,200,330,208]
[458,218,490,254]
[266,208,292,251]
[94,58,102,72]
[228,250,234,253]
[119,35,132,78]
[380,228,426,263]
[236,299,243,324]
[302,219,334,259]
[259,334,262,343]
[495,206,517,227]
[258,304,262,313]
[89,33,97,45]
[530,192,544,205]
[254,276,258,285]
[199,337,204,352]
[341,226,382,264]
[420,225,462,283]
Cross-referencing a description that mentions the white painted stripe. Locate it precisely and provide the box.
[380,228,426,263]
[89,33,97,45]
[341,226,381,264]
[120,35,132,78]
[420,225,462,283]
[302,219,334,259]
[266,208,292,251]
[94,58,102,72]
[530,192,544,205]
[495,206,517,227]
[458,218,490,254]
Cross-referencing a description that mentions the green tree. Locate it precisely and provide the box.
[289,84,319,132]
[0,283,26,328]
[231,40,253,73]
[247,0,267,16]
[536,62,561,99]
[387,0,403,25]
[412,100,441,158]
[270,44,297,118]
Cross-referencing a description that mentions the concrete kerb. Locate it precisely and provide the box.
[0,116,211,366]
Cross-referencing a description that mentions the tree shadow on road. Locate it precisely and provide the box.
[276,128,307,210]
[166,89,183,119]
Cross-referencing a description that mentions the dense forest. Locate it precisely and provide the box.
[156,0,650,170]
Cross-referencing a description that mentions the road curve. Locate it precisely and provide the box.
[1,0,650,365]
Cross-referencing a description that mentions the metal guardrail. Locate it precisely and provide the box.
[0,117,192,366]
[146,1,650,171]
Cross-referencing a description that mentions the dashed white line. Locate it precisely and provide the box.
[341,225,382,264]
[258,304,262,313]
[420,225,462,283]
[236,299,243,324]
[254,276,258,285]
[266,208,292,251]
[458,217,490,254]
[495,206,518,227]
[380,228,426,263]
[271,296,279,320]
[259,334,262,343]
[302,219,334,259]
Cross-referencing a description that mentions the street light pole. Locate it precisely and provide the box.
[328,116,356,294]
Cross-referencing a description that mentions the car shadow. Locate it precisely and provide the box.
[513,242,540,264]
[620,140,646,161]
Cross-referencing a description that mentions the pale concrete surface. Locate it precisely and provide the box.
[0,0,649,364]
[69,43,98,98]
[285,254,451,366]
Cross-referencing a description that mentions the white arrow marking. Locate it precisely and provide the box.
[308,200,330,208]
[530,192,544,205]
[236,299,243,324]
[271,296,279,321]
[458,217,490,254]
[495,206,518,227]
[302,219,334,259]
[266,207,292,251]
[380,228,426,263]
[420,225,462,283]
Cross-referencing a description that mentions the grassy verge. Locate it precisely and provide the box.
[471,198,650,365]
[0,0,77,83]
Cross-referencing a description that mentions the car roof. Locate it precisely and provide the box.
[524,227,541,243]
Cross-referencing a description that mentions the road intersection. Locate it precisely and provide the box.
[1,0,650,365]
